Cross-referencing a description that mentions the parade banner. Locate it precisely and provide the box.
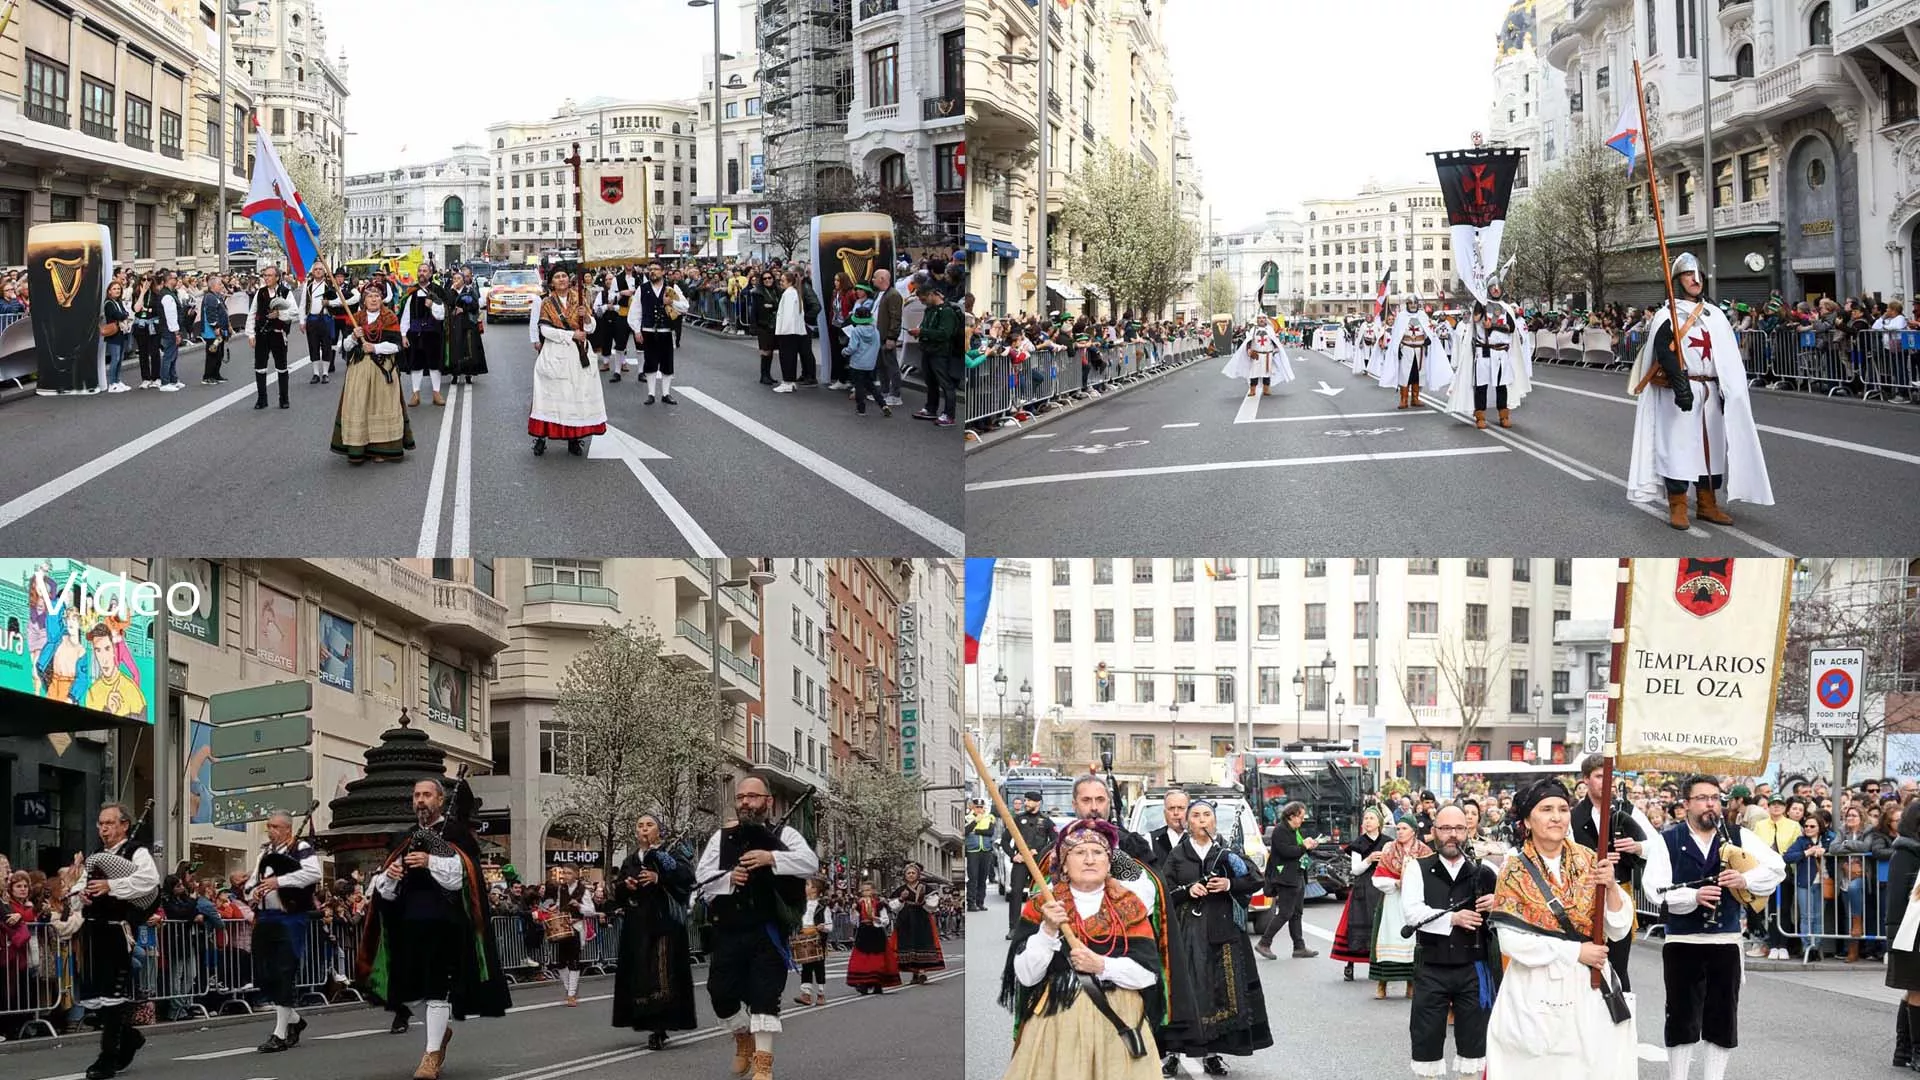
[808,212,895,363]
[580,162,651,267]
[1615,557,1792,774]
[1430,147,1523,305]
[26,222,113,394]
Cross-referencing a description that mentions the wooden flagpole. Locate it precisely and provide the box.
[962,730,1082,949]
[1633,61,1683,381]
[1592,556,1633,989]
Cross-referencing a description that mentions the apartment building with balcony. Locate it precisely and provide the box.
[1025,559,1603,794]
[342,144,491,265]
[759,559,834,803]
[0,0,257,272]
[1534,0,1920,303]
[904,558,963,878]
[1203,211,1309,322]
[475,558,763,878]
[693,1,770,258]
[826,558,912,774]
[1487,0,1551,200]
[1301,184,1458,316]
[485,97,698,262]
[847,0,966,248]
[228,0,347,199]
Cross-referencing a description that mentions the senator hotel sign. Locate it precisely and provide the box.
[1614,557,1793,774]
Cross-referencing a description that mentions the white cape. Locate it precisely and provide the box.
[1625,299,1774,507]
[1222,326,1296,384]
[1384,309,1453,394]
[1446,303,1534,417]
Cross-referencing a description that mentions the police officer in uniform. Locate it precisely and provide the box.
[1001,791,1057,937]
[962,799,996,911]
[1569,754,1665,991]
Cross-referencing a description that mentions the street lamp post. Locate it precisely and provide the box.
[1319,650,1336,743]
[1333,692,1347,744]
[1291,670,1304,744]
[213,0,255,275]
[688,0,726,259]
[1019,677,1033,759]
[1167,700,1180,786]
[994,667,1009,768]
[1531,684,1546,762]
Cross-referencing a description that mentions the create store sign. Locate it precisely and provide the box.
[898,603,919,777]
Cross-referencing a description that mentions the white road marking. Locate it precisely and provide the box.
[1161,422,1200,428]
[1532,377,1920,466]
[1242,409,1429,425]
[0,357,314,532]
[414,383,461,557]
[1312,380,1344,397]
[1019,432,1058,439]
[450,381,474,558]
[175,1047,259,1060]
[586,424,671,461]
[967,445,1510,491]
[1089,426,1129,433]
[29,1073,88,1080]
[506,992,614,1013]
[617,452,723,557]
[1639,1043,1671,1062]
[1419,401,1592,482]
[312,1028,386,1040]
[1234,391,1261,424]
[673,385,963,554]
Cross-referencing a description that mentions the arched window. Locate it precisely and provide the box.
[1735,43,1754,77]
[878,152,907,191]
[1809,3,1831,46]
[442,196,464,233]
[671,122,681,134]
[495,138,504,149]
[290,13,299,26]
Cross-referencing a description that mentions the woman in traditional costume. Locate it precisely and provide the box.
[527,266,607,457]
[1369,815,1431,999]
[1330,806,1389,982]
[1221,314,1295,397]
[1160,800,1272,1075]
[1484,777,1637,1080]
[1001,819,1165,1080]
[329,287,415,465]
[609,813,697,1051]
[846,881,900,994]
[444,269,488,387]
[890,862,945,983]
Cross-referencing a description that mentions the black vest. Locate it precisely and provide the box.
[257,841,318,914]
[1415,854,1485,966]
[84,839,152,926]
[1571,800,1642,883]
[1660,824,1744,936]
[636,281,674,331]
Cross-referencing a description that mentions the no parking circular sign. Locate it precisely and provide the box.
[1808,647,1865,738]
[749,210,773,241]
[1816,668,1853,710]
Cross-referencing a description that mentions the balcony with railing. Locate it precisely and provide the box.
[1083,120,1096,141]
[1836,0,1920,53]
[303,559,511,652]
[1663,49,1849,142]
[922,94,963,124]
[1718,0,1753,20]
[521,579,622,630]
[751,740,803,781]
[1047,89,1063,116]
[856,0,898,19]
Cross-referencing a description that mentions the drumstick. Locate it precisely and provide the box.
[962,731,1082,949]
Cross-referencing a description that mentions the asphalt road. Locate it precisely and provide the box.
[0,329,962,557]
[964,896,1896,1079]
[964,347,1920,555]
[3,953,964,1080]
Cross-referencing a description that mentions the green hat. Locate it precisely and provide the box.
[1729,784,1752,799]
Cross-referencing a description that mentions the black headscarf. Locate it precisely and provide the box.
[1509,776,1573,843]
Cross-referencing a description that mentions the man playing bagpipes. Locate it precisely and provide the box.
[358,777,510,1080]
[248,809,323,1054]
[626,260,690,406]
[1399,804,1499,1080]
[693,773,820,1080]
[70,802,160,1080]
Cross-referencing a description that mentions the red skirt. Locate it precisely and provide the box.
[528,417,607,439]
[846,924,900,989]
[1329,884,1376,965]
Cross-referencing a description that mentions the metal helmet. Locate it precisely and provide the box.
[1670,252,1701,281]
[1404,293,1420,310]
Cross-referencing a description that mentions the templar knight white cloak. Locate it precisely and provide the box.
[1222,322,1296,384]
[1384,308,1453,394]
[1625,297,1774,507]
[1446,300,1534,417]
[1364,318,1391,380]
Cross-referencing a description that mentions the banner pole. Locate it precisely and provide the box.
[1593,556,1632,988]
[962,730,1081,949]
[1633,60,1682,383]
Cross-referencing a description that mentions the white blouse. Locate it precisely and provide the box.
[1013,885,1156,989]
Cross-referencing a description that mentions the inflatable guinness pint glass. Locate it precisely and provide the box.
[808,212,896,361]
[26,222,114,395]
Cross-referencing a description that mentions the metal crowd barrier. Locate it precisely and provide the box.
[1526,324,1920,403]
[488,913,622,982]
[964,336,1205,429]
[0,312,22,333]
[1763,851,1891,962]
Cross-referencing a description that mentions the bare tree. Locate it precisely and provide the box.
[1388,629,1513,759]
[1772,565,1920,781]
[1501,185,1569,307]
[542,621,728,867]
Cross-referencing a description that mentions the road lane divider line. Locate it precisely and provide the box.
[1161,422,1200,428]
[0,357,313,532]
[1417,400,1591,482]
[311,1028,388,1039]
[1532,377,1920,467]
[451,380,474,557]
[1233,391,1260,424]
[1089,426,1129,433]
[965,445,1510,492]
[414,384,462,557]
[174,1046,260,1061]
[616,447,724,556]
[1240,408,1430,425]
[488,969,964,1080]
[1019,432,1058,439]
[674,385,963,554]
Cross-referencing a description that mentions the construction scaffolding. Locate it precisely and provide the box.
[757,0,853,214]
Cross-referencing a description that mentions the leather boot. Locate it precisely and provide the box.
[1666,492,1690,531]
[254,370,270,409]
[1895,1002,1914,1068]
[413,1029,451,1080]
[432,390,446,406]
[1246,384,1258,397]
[1410,383,1421,407]
[277,372,290,408]
[116,1018,145,1070]
[85,1014,122,1080]
[750,1049,774,1080]
[1473,409,1487,430]
[1397,385,1409,409]
[1261,383,1272,396]
[1696,486,1734,525]
[1498,407,1511,428]
[731,1031,755,1076]
[409,391,422,407]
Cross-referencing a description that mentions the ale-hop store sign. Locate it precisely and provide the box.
[1615,557,1792,774]
[0,559,206,726]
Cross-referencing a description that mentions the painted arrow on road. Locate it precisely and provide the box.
[1312,381,1344,397]
[587,424,671,461]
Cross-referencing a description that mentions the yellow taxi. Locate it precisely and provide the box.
[485,268,544,321]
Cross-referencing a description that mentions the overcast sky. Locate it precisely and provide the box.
[322,0,747,169]
[1164,0,1517,229]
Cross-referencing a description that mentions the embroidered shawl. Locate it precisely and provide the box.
[1489,838,1603,938]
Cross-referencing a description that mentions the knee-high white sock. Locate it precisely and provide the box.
[430,370,442,394]
[563,968,579,995]
[273,1005,293,1039]
[753,1031,773,1051]
[1701,1043,1730,1080]
[410,371,423,395]
[647,372,660,395]
[424,1000,451,1052]
[1667,1041,1695,1080]
[725,1011,749,1033]
[660,373,672,395]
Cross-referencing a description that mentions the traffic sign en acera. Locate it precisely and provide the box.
[212,784,313,827]
[209,681,313,725]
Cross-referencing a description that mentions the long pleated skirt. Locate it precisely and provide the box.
[330,357,415,462]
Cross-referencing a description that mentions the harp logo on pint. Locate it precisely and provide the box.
[1674,558,1734,618]
[600,176,625,204]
